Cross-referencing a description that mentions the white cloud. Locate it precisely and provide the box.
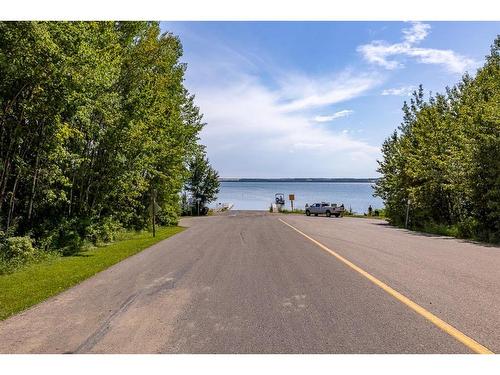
[192,75,380,178]
[314,110,354,122]
[278,72,379,112]
[358,22,477,74]
[172,26,383,177]
[381,86,416,96]
[292,142,325,150]
[402,21,430,44]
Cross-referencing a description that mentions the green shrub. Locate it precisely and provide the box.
[377,208,387,218]
[0,236,48,274]
[158,205,179,226]
[457,217,478,239]
[279,208,305,214]
[40,217,121,255]
[53,220,84,256]
[0,236,36,263]
[421,222,459,238]
[85,217,124,245]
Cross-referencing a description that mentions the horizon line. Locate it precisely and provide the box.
[219,177,379,181]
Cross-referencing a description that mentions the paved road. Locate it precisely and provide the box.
[0,211,498,353]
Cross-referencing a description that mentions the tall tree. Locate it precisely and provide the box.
[184,151,220,215]
[374,35,500,242]
[0,21,213,253]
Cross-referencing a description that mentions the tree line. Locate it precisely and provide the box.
[375,36,499,243]
[0,21,219,261]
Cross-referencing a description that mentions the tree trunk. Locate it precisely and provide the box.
[27,153,40,221]
[0,139,14,207]
[0,158,11,209]
[68,172,76,217]
[6,171,21,230]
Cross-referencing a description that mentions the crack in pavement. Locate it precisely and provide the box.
[71,276,177,353]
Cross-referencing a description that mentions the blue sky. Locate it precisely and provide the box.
[160,21,499,178]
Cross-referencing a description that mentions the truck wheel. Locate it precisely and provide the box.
[306,210,311,216]
[334,213,340,218]
[326,210,331,217]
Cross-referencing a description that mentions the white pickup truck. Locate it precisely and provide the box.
[305,202,344,217]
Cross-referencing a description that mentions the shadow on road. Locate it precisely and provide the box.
[369,221,500,249]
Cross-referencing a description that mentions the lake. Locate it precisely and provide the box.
[212,181,384,214]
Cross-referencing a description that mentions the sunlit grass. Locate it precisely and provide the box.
[0,226,184,320]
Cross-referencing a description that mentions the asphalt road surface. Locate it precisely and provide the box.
[1,211,498,353]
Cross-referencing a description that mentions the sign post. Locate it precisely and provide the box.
[152,188,157,237]
[196,197,201,216]
[289,194,295,212]
[405,198,411,229]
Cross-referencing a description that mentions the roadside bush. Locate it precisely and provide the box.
[421,222,460,238]
[279,208,305,214]
[456,217,478,239]
[40,219,84,256]
[158,205,180,226]
[0,235,50,274]
[0,236,37,263]
[342,206,355,216]
[85,217,124,245]
[378,208,386,217]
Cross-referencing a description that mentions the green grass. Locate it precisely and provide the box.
[0,226,184,321]
[344,214,387,220]
[278,209,305,214]
[420,223,460,238]
[278,210,387,219]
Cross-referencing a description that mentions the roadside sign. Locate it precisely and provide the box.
[289,194,295,211]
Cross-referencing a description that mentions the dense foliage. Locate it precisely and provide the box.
[183,151,220,215]
[0,21,213,262]
[375,36,500,243]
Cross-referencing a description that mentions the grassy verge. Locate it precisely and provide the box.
[343,214,387,220]
[420,223,460,237]
[277,209,305,214]
[0,226,184,321]
[278,210,387,220]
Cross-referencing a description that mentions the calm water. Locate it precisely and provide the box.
[213,181,383,214]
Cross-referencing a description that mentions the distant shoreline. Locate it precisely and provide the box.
[219,178,378,183]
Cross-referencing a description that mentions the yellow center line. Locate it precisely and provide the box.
[278,218,494,354]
